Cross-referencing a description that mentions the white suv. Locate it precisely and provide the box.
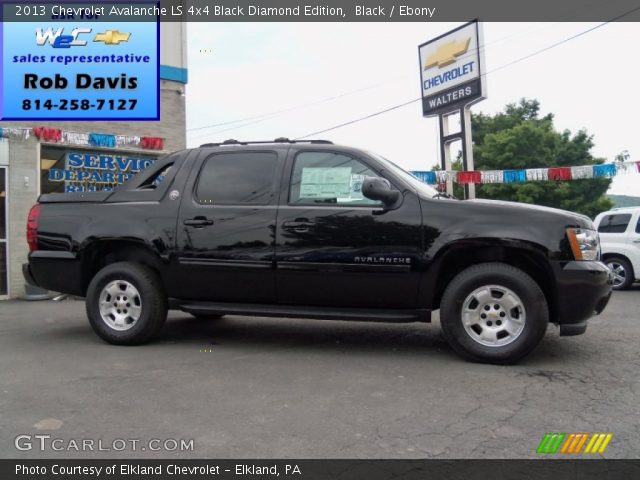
[594,207,640,290]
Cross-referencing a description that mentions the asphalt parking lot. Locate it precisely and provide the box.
[1,286,638,459]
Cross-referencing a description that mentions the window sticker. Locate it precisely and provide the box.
[300,167,352,199]
[348,173,366,201]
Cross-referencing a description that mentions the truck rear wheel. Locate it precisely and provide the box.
[440,263,548,364]
[86,262,167,345]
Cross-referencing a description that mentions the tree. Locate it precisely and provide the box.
[470,99,613,218]
[614,150,630,163]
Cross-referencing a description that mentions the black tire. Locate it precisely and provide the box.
[604,256,634,290]
[192,314,225,321]
[440,263,548,364]
[85,262,167,345]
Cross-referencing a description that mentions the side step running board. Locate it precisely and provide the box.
[171,300,431,323]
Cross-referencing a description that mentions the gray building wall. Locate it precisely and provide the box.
[2,79,186,299]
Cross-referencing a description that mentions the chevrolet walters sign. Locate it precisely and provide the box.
[418,20,486,116]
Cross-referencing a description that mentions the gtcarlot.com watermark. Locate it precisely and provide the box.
[15,434,194,452]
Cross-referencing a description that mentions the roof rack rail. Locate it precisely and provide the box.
[199,138,333,147]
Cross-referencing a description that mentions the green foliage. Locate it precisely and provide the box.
[471,99,613,218]
[614,150,630,163]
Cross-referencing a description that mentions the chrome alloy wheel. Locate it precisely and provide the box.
[461,285,526,347]
[98,280,142,331]
[606,261,627,288]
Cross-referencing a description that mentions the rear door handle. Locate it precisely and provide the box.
[282,221,315,232]
[184,217,214,227]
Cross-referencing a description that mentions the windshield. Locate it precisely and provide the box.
[368,152,441,198]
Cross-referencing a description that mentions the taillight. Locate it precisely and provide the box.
[26,204,41,252]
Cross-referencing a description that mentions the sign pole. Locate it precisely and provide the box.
[438,113,454,196]
[461,106,475,199]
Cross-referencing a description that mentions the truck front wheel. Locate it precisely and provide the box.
[85,262,167,345]
[440,263,548,364]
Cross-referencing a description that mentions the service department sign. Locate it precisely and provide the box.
[49,151,157,192]
[418,20,486,116]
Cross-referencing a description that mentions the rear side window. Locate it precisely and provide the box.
[597,214,632,233]
[289,151,381,206]
[195,152,278,205]
[138,163,173,190]
[636,217,640,233]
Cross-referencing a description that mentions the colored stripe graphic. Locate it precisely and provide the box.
[560,433,588,453]
[538,433,613,454]
[536,433,566,454]
[584,433,613,454]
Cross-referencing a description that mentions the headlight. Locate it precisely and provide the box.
[566,228,600,261]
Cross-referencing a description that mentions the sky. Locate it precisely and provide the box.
[185,22,640,196]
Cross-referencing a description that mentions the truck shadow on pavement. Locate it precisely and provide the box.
[148,313,578,365]
[32,300,606,366]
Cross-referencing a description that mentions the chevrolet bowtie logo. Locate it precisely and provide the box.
[94,30,131,45]
[424,38,471,70]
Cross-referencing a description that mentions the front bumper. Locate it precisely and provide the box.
[551,260,613,336]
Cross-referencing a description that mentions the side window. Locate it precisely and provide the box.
[195,152,278,205]
[636,216,640,234]
[597,214,632,234]
[139,163,173,190]
[289,151,381,206]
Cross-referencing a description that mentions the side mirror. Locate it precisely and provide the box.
[361,176,401,209]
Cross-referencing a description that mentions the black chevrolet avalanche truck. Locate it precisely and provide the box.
[23,139,613,363]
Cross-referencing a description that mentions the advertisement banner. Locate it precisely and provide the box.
[0,2,160,120]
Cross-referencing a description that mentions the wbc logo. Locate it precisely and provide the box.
[35,27,92,48]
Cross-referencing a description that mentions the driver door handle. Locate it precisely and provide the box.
[282,220,315,232]
[184,216,214,227]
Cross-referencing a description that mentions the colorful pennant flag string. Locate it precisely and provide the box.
[458,171,481,184]
[481,170,504,184]
[503,170,527,183]
[89,133,116,148]
[62,131,89,145]
[140,136,165,150]
[0,127,31,140]
[412,161,640,185]
[593,163,617,178]
[0,127,165,152]
[33,127,62,142]
[547,167,572,181]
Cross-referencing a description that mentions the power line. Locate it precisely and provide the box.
[190,6,638,140]
[187,22,562,137]
[187,83,385,134]
[296,8,640,139]
[295,98,420,139]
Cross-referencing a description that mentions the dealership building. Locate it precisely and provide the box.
[0,23,188,299]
